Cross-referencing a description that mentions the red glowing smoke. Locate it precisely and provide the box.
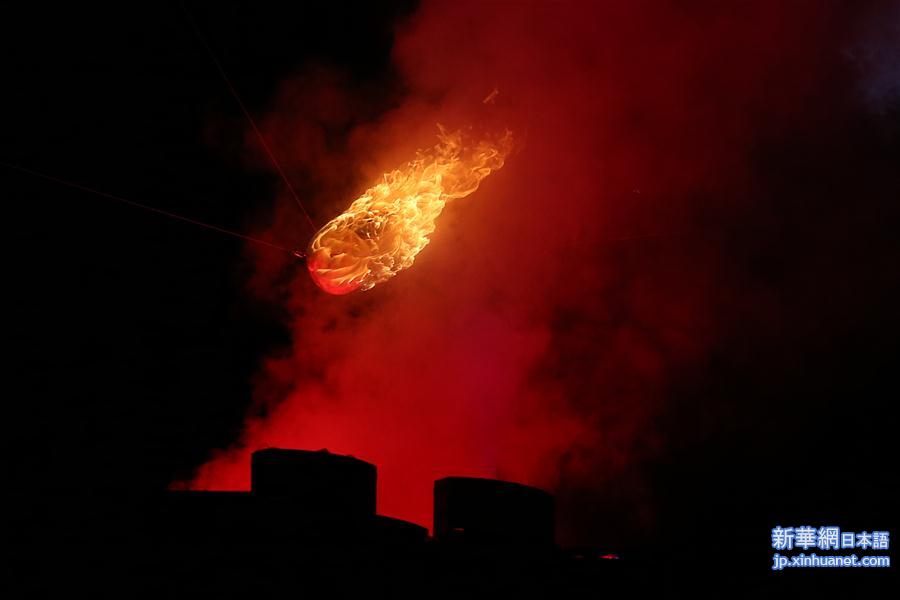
[185,1,854,541]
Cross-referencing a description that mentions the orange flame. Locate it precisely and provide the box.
[307,127,513,295]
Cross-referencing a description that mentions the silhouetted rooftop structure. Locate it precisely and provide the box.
[251,448,376,517]
[11,448,643,597]
[434,476,555,546]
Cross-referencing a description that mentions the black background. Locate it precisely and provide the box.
[4,1,412,493]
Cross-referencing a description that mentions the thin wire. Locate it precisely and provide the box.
[0,160,297,255]
[181,3,318,234]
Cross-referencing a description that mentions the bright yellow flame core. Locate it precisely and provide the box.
[307,128,513,295]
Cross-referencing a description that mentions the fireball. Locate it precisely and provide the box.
[307,127,513,295]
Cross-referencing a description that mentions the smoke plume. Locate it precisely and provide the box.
[185,1,898,544]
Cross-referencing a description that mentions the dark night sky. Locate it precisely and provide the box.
[4,2,413,491]
[3,2,899,589]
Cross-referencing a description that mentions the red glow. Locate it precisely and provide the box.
[185,1,839,541]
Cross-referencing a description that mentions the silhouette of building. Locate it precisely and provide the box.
[434,476,555,546]
[156,448,427,549]
[251,448,376,516]
[12,447,636,597]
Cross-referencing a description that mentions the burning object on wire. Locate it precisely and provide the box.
[306,127,514,295]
